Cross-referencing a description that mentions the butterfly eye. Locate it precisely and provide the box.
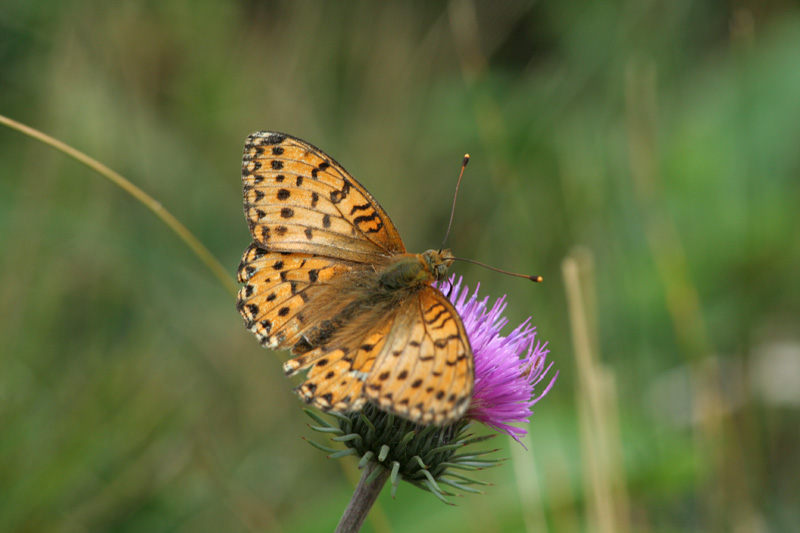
[435,263,449,281]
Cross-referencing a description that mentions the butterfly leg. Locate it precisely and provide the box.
[444,280,454,299]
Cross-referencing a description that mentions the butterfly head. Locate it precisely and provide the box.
[422,249,454,282]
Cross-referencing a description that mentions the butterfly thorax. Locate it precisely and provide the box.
[378,249,454,291]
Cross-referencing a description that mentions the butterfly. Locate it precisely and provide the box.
[236,132,473,425]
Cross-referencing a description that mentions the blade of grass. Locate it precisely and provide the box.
[563,249,630,533]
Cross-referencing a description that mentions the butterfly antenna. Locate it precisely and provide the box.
[439,154,470,252]
[452,257,543,282]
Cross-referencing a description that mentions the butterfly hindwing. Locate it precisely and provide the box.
[243,131,405,263]
[289,316,396,414]
[274,281,475,424]
[364,286,474,424]
[236,243,354,350]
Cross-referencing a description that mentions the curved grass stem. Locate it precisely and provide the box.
[0,113,238,296]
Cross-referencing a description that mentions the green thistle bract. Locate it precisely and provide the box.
[304,404,501,504]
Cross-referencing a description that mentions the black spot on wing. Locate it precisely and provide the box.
[353,212,379,225]
[330,179,351,204]
[258,133,287,145]
[350,203,371,215]
[435,334,462,349]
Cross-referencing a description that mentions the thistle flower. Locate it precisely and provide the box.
[444,275,556,443]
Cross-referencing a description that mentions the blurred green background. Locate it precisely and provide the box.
[2,1,799,531]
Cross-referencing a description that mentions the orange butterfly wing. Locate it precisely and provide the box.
[284,286,473,424]
[237,131,474,424]
[364,287,474,424]
[242,131,405,261]
[237,243,355,350]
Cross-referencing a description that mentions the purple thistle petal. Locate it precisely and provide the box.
[437,276,557,442]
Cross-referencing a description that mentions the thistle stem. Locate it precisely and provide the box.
[335,462,390,533]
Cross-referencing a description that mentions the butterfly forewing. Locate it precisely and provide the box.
[243,132,405,262]
[238,131,475,425]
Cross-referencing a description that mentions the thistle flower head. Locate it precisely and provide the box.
[442,275,556,443]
